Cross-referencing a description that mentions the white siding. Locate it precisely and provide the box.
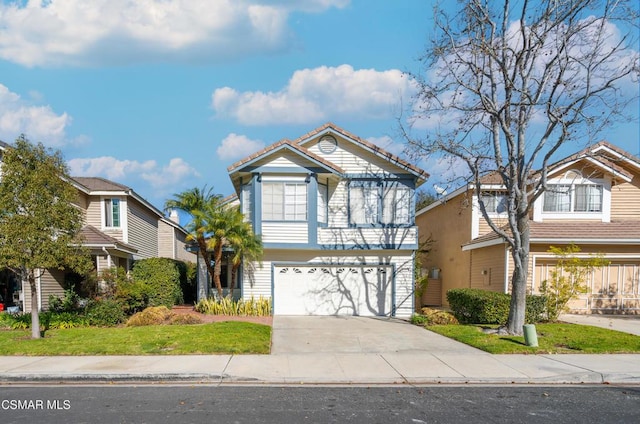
[318,227,417,248]
[262,222,308,243]
[328,180,349,227]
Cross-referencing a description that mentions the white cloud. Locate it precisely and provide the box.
[367,135,405,158]
[212,64,416,125]
[0,0,349,67]
[217,133,265,160]
[141,158,201,189]
[67,156,157,180]
[0,83,74,147]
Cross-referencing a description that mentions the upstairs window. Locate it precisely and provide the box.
[104,198,121,228]
[263,182,307,221]
[349,181,412,226]
[480,191,508,214]
[543,184,603,213]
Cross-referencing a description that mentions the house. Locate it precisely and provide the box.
[198,123,429,318]
[416,141,640,314]
[0,142,195,311]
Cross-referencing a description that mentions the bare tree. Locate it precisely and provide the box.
[405,0,639,334]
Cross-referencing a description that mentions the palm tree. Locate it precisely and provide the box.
[164,186,221,299]
[225,207,263,298]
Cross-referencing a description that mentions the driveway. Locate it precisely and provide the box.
[271,316,483,355]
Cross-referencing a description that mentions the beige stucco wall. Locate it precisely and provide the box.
[416,191,473,305]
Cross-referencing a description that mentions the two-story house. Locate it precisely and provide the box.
[416,141,640,314]
[0,144,195,311]
[199,123,428,318]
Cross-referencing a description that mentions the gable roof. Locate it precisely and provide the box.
[295,122,430,180]
[72,177,131,192]
[227,138,344,175]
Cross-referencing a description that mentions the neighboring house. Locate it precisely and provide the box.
[416,141,640,314]
[198,123,428,318]
[0,146,195,311]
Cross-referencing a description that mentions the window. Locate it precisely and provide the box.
[349,181,412,226]
[349,185,379,225]
[104,198,121,227]
[382,187,410,224]
[241,184,252,222]
[543,184,602,213]
[480,191,508,213]
[318,183,328,224]
[263,182,307,221]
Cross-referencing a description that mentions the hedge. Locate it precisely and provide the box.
[446,288,546,324]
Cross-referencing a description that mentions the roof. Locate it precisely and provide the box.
[72,177,131,192]
[295,122,430,180]
[79,225,138,254]
[463,220,640,250]
[227,138,345,175]
[0,139,8,149]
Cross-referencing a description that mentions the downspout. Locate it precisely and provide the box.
[102,247,112,268]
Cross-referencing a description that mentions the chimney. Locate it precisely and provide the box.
[169,209,180,225]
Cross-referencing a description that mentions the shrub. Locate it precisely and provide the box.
[85,299,127,326]
[420,307,459,325]
[169,313,203,325]
[126,306,176,327]
[130,258,184,308]
[447,288,546,324]
[195,296,272,316]
[48,289,84,313]
[410,314,428,325]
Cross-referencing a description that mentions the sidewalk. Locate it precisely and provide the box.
[0,315,638,385]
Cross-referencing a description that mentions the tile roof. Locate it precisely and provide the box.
[294,122,430,180]
[465,220,640,248]
[72,177,131,192]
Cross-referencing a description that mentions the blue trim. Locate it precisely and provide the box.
[343,174,417,188]
[243,166,333,175]
[308,174,318,246]
[263,242,418,250]
[252,173,262,235]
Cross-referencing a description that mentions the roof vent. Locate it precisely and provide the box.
[318,135,338,154]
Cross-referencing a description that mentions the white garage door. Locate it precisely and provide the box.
[273,264,393,316]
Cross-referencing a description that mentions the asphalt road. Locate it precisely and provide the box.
[0,385,638,423]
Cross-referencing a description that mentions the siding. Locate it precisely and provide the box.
[262,222,308,243]
[328,180,348,227]
[127,199,159,258]
[85,197,103,229]
[318,227,417,248]
[23,269,65,311]
[610,179,640,221]
[157,220,175,258]
[469,244,507,292]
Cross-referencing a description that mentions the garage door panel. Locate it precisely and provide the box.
[274,265,392,316]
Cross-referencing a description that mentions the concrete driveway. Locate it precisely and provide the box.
[271,316,483,355]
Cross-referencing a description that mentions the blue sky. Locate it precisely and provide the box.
[0,0,638,212]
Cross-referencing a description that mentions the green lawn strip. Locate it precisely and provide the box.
[426,323,640,354]
[0,321,271,355]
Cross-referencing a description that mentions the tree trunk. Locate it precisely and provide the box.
[212,244,223,299]
[29,272,41,339]
[505,211,530,335]
[228,264,239,299]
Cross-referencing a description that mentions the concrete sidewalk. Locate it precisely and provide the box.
[1,314,639,385]
[0,352,639,385]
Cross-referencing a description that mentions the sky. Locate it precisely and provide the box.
[0,0,638,214]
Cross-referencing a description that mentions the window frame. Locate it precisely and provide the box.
[543,182,604,214]
[262,181,308,222]
[348,179,413,227]
[104,198,121,228]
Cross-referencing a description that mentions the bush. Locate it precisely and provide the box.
[420,308,459,325]
[195,296,272,316]
[130,258,184,308]
[85,299,127,327]
[48,289,85,313]
[447,288,546,324]
[126,306,176,327]
[169,313,203,325]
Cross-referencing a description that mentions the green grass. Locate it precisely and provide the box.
[427,323,640,354]
[0,322,271,355]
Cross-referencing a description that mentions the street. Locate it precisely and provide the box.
[0,384,638,423]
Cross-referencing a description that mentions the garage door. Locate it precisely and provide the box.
[273,264,393,316]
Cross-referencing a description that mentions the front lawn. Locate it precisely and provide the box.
[427,323,640,354]
[0,321,271,355]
